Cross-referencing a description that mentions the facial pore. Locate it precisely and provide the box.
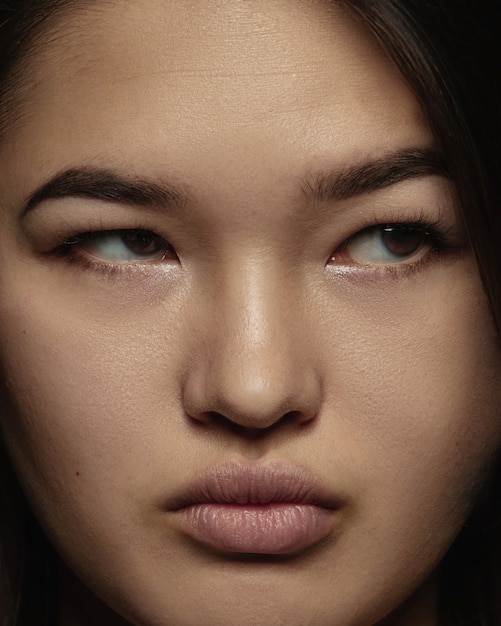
[0,1,500,625]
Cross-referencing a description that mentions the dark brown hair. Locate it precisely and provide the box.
[0,1,499,624]
[341,3,501,622]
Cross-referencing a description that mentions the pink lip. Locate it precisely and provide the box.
[170,462,342,555]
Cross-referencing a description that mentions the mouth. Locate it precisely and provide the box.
[169,462,343,555]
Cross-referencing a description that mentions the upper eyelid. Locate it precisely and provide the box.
[341,220,446,248]
[66,228,167,240]
[351,211,463,244]
[55,228,173,257]
[58,220,449,249]
[32,204,461,261]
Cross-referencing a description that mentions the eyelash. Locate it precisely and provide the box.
[366,225,462,279]
[51,217,458,278]
[53,228,175,277]
[338,218,449,258]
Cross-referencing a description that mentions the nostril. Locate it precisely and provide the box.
[188,409,315,437]
[181,344,323,433]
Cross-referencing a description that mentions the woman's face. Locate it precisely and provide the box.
[0,1,499,625]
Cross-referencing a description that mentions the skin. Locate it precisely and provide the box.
[0,0,500,624]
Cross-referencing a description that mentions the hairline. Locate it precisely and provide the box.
[0,0,117,140]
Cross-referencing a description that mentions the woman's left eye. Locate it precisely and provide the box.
[332,223,440,265]
[62,229,175,263]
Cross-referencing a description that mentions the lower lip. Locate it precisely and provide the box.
[177,503,334,554]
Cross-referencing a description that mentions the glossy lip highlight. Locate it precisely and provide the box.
[168,462,343,555]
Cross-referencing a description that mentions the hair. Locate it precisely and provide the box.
[0,1,499,624]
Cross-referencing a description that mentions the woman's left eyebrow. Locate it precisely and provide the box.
[22,167,188,216]
[302,147,448,203]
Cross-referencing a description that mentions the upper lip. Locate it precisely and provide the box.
[168,461,343,510]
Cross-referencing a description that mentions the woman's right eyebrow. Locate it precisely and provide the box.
[21,167,188,216]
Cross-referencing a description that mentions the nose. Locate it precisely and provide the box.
[182,261,322,431]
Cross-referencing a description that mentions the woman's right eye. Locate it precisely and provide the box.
[59,229,176,263]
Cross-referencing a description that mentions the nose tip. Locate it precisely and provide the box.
[182,346,322,432]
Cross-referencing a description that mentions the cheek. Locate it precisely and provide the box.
[316,262,501,533]
[0,251,500,626]
[0,271,189,533]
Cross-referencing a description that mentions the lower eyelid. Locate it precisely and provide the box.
[51,245,180,280]
[326,250,444,281]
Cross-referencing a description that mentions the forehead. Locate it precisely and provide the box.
[6,0,432,191]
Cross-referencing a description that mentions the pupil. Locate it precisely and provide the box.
[381,226,424,257]
[122,231,158,254]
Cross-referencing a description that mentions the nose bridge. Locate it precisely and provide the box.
[230,258,279,352]
[184,257,320,428]
[224,259,289,387]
